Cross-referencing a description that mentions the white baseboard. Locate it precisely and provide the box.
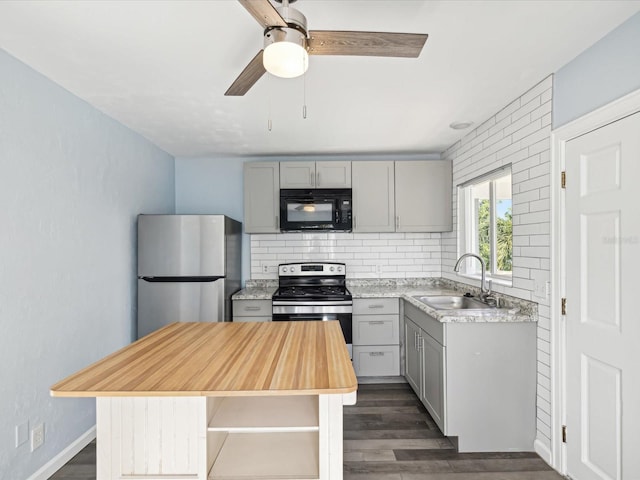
[27,425,96,480]
[534,437,553,466]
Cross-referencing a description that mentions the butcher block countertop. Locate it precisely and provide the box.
[51,321,357,398]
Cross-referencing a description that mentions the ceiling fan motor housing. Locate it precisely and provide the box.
[264,4,308,47]
[264,5,308,52]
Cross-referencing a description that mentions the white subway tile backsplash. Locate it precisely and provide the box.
[250,231,442,278]
[529,137,552,156]
[495,97,521,122]
[495,141,524,161]
[529,199,550,213]
[530,100,552,122]
[521,78,552,104]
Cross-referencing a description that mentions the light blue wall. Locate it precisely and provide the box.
[174,156,251,283]
[553,12,640,128]
[174,154,440,285]
[0,50,175,479]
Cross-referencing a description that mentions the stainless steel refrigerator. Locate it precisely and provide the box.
[137,214,241,338]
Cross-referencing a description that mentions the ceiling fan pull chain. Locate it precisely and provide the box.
[302,65,308,119]
[268,73,273,131]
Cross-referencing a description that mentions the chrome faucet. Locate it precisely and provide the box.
[453,253,492,301]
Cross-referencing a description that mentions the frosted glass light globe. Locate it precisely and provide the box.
[263,41,309,79]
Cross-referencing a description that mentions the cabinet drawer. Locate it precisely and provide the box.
[404,301,444,345]
[353,298,399,315]
[352,345,400,377]
[353,315,399,345]
[233,300,272,318]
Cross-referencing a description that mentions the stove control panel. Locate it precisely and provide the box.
[279,262,345,276]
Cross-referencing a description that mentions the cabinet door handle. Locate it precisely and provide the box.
[368,304,385,309]
[368,321,385,325]
[244,306,261,311]
[414,331,418,350]
[275,215,279,229]
[369,352,384,357]
[316,171,320,186]
[417,334,422,350]
[396,215,400,228]
[310,171,314,186]
[353,216,356,229]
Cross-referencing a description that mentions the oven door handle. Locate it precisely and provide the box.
[272,301,353,306]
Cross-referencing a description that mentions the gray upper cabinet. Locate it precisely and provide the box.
[280,161,351,188]
[352,161,395,232]
[243,162,280,234]
[395,160,452,232]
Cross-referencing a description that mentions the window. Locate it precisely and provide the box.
[458,166,512,282]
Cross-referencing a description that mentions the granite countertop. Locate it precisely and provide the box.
[233,279,537,323]
[233,285,277,300]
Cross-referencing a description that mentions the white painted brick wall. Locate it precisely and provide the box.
[442,76,553,452]
[250,232,442,279]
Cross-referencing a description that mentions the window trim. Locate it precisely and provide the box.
[457,165,513,284]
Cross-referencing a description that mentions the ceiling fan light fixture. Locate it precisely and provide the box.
[263,27,309,78]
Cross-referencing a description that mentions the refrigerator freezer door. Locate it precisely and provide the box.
[137,278,225,338]
[138,215,226,277]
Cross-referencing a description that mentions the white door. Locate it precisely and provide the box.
[565,112,640,480]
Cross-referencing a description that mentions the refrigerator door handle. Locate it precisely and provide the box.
[139,276,224,283]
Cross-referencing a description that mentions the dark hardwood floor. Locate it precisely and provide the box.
[50,383,563,480]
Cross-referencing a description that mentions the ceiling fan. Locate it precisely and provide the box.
[225,0,428,96]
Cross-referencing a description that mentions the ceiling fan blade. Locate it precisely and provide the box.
[308,31,428,58]
[225,50,266,96]
[238,0,287,28]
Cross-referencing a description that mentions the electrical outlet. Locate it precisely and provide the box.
[30,423,44,452]
[376,264,382,274]
[263,264,269,273]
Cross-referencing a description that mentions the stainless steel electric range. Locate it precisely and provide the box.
[272,262,353,357]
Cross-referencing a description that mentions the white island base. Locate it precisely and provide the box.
[96,392,356,480]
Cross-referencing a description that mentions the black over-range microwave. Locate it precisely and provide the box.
[280,188,352,232]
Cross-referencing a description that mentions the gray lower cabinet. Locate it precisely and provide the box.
[232,299,272,322]
[403,314,445,429]
[352,298,400,376]
[420,330,445,429]
[404,317,421,392]
[243,162,280,234]
[403,300,537,452]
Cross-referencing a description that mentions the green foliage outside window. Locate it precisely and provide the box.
[477,199,512,272]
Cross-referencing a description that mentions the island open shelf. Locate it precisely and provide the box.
[208,395,319,432]
[209,431,319,480]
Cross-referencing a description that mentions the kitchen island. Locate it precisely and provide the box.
[51,321,357,480]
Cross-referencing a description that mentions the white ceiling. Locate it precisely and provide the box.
[1,1,639,158]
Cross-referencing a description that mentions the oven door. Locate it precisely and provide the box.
[272,309,352,358]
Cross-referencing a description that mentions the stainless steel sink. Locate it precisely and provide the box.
[413,295,493,311]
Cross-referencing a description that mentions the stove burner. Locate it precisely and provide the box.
[277,286,347,297]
